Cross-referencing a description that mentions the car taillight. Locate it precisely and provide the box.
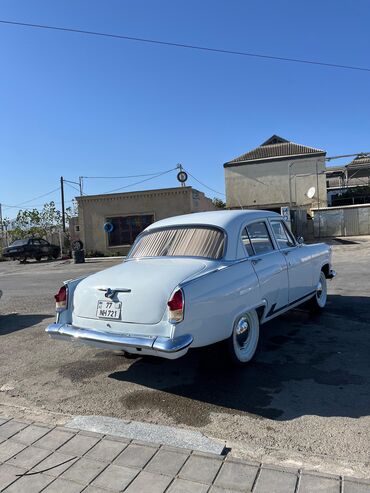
[55,285,67,312]
[167,289,184,323]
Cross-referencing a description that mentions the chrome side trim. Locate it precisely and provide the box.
[97,287,132,293]
[45,323,193,353]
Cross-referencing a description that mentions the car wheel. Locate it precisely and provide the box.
[35,256,42,262]
[227,310,260,365]
[309,271,327,313]
[52,252,59,259]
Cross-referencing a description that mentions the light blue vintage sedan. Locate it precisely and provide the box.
[46,210,335,365]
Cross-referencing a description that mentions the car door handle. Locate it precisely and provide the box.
[283,251,290,256]
[252,258,262,264]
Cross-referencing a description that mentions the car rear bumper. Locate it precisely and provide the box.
[45,323,193,359]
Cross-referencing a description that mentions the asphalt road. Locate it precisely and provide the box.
[0,241,370,478]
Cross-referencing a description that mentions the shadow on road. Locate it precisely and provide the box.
[0,313,49,335]
[109,294,370,425]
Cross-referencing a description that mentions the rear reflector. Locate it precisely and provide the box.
[55,285,67,312]
[167,289,184,323]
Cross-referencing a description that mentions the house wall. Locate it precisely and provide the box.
[225,156,327,210]
[76,187,215,255]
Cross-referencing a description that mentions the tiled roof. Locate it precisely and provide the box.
[225,135,326,166]
[346,154,370,169]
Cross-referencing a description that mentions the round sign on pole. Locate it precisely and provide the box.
[104,222,114,233]
[177,171,188,183]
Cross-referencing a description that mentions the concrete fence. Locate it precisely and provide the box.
[312,204,370,237]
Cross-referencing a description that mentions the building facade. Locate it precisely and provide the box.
[326,154,370,206]
[224,135,327,212]
[74,186,215,256]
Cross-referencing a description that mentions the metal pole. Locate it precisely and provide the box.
[316,160,321,238]
[288,161,295,208]
[60,176,66,233]
[178,163,185,188]
[58,228,63,259]
[79,176,83,196]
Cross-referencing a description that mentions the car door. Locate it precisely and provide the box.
[242,220,289,317]
[30,239,41,256]
[39,239,51,257]
[269,219,314,303]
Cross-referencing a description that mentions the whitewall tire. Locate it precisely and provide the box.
[227,310,260,365]
[309,271,327,312]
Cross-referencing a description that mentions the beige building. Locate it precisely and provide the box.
[74,186,215,255]
[224,135,327,212]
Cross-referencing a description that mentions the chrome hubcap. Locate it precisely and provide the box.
[317,281,323,298]
[235,317,250,348]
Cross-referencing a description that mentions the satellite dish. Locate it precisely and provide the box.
[306,186,316,199]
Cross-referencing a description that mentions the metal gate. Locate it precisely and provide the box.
[344,208,359,236]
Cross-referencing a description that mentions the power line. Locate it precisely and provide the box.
[1,19,370,73]
[2,200,74,212]
[64,182,81,194]
[184,169,226,197]
[102,168,177,194]
[83,171,172,179]
[3,187,60,209]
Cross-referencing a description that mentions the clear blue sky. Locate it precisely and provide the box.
[1,0,369,218]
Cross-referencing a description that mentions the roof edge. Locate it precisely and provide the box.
[76,186,202,201]
[224,151,327,168]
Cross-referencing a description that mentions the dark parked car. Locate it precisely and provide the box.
[3,238,60,262]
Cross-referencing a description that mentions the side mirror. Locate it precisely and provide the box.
[297,236,304,245]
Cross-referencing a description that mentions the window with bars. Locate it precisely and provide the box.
[106,215,154,247]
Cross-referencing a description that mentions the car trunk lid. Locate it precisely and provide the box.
[73,257,208,325]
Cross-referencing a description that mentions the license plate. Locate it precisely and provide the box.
[96,300,122,319]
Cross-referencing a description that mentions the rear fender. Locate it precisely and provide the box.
[177,260,260,347]
[56,277,85,324]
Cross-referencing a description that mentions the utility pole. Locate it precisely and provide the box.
[176,163,188,188]
[79,176,83,196]
[60,176,66,233]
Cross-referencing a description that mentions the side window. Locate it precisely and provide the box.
[246,222,274,255]
[32,240,41,245]
[40,239,49,245]
[241,228,254,256]
[271,221,295,249]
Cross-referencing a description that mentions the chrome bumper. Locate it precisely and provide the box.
[45,323,193,353]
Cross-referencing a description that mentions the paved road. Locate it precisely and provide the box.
[0,241,369,479]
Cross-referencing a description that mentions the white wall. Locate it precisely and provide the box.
[225,156,327,210]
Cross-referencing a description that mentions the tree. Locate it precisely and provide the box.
[212,197,226,209]
[4,201,70,240]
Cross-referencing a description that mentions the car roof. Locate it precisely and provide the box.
[146,209,281,232]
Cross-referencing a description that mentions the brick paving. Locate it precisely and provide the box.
[0,417,369,492]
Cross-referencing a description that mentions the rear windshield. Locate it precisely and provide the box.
[128,227,225,260]
[11,240,29,247]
